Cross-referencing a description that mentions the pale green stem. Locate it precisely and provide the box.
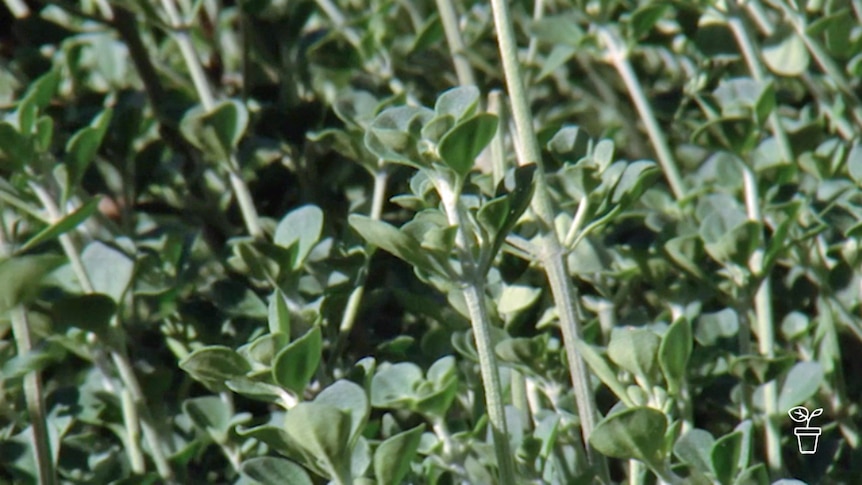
[563,196,590,249]
[29,183,175,481]
[2,0,28,17]
[336,168,388,351]
[726,8,793,163]
[121,389,145,474]
[629,460,644,485]
[598,27,685,201]
[489,0,608,479]
[6,299,55,485]
[510,369,531,432]
[435,0,476,86]
[742,166,781,473]
[525,0,545,71]
[0,218,54,485]
[160,0,263,239]
[437,176,515,485]
[487,91,508,185]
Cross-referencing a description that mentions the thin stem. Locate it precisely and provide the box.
[9,305,55,485]
[487,92,509,185]
[437,176,515,485]
[0,220,54,485]
[335,168,389,356]
[488,1,609,480]
[725,7,793,163]
[121,389,145,474]
[159,0,263,239]
[510,370,532,432]
[29,184,175,481]
[598,27,685,201]
[435,0,476,86]
[742,166,781,473]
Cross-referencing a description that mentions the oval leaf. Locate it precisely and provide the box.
[272,326,322,395]
[438,113,498,177]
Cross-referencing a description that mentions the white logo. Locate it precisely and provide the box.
[787,406,823,455]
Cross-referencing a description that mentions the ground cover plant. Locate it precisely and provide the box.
[1,0,862,483]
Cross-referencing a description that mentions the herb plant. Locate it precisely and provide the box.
[1,1,862,484]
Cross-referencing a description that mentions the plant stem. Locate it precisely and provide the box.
[725,6,793,163]
[159,0,263,239]
[9,304,55,485]
[0,221,54,485]
[488,0,609,480]
[29,184,175,481]
[742,166,781,474]
[436,176,516,485]
[334,168,389,359]
[487,91,508,185]
[435,0,476,86]
[598,27,685,201]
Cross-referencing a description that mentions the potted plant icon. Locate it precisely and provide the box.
[788,406,823,454]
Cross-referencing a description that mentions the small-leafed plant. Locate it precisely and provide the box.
[1,1,861,484]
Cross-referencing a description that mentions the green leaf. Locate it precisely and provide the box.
[0,122,32,171]
[536,44,577,81]
[762,25,810,76]
[847,142,862,186]
[268,290,291,337]
[610,160,659,206]
[589,407,668,472]
[777,362,824,410]
[81,240,135,303]
[180,100,248,161]
[529,14,584,46]
[482,164,536,270]
[438,113,498,177]
[21,69,60,110]
[674,428,715,475]
[348,215,440,276]
[313,380,369,445]
[180,346,252,391]
[283,402,352,481]
[627,3,669,39]
[374,424,425,485]
[695,308,739,346]
[241,457,313,485]
[496,285,541,314]
[548,125,591,163]
[19,197,101,252]
[434,86,480,121]
[0,255,64,315]
[272,326,322,394]
[608,326,662,383]
[711,431,743,485]
[365,106,434,166]
[572,340,634,407]
[659,318,692,395]
[245,332,290,366]
[2,340,67,380]
[183,396,234,444]
[65,109,113,202]
[733,464,768,485]
[225,377,285,404]
[371,362,423,409]
[51,293,116,336]
[274,205,324,269]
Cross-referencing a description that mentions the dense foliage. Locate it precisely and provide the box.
[2,0,862,484]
